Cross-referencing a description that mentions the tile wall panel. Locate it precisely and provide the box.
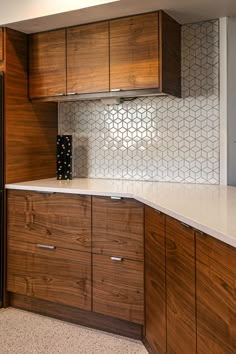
[59,20,219,184]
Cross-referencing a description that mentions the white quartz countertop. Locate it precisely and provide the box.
[5,178,236,249]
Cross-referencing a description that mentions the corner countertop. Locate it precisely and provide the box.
[5,178,236,249]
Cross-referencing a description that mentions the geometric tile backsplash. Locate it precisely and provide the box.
[59,20,219,184]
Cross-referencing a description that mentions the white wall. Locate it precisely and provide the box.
[0,0,118,25]
[227,17,236,185]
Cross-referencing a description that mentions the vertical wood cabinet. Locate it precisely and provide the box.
[29,29,66,98]
[92,196,144,324]
[0,28,3,61]
[110,12,159,91]
[145,206,166,354]
[166,216,196,353]
[67,22,109,94]
[196,232,236,354]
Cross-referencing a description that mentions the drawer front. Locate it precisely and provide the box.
[7,240,91,310]
[8,190,91,252]
[92,196,144,261]
[93,254,144,324]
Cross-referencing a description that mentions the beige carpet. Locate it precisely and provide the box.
[0,308,148,354]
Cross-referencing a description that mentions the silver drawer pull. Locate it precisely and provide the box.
[110,88,121,92]
[181,222,190,229]
[111,257,123,262]
[67,92,77,95]
[110,196,122,200]
[36,244,56,250]
[155,209,161,214]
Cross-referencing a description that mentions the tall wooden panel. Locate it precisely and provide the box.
[166,216,196,354]
[0,28,3,61]
[29,29,66,98]
[145,206,166,354]
[67,22,109,94]
[4,28,57,183]
[196,233,236,354]
[110,12,159,91]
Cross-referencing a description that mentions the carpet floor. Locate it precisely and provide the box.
[0,308,148,354]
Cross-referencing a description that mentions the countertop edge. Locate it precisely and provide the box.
[5,182,236,249]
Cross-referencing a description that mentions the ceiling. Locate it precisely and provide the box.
[2,0,236,33]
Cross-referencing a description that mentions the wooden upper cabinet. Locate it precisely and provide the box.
[166,216,196,354]
[29,29,66,98]
[145,206,166,354]
[0,28,3,61]
[67,22,109,94]
[196,233,236,354]
[110,13,159,91]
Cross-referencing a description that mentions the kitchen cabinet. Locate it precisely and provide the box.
[67,21,109,94]
[92,196,144,324]
[7,190,92,310]
[92,196,144,261]
[29,29,66,98]
[110,12,160,91]
[196,232,236,353]
[7,190,91,253]
[93,254,144,324]
[0,28,3,61]
[7,240,91,310]
[29,11,181,100]
[166,216,196,353]
[145,206,166,354]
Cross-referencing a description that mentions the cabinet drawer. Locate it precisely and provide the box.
[8,190,91,252]
[7,240,91,310]
[92,196,144,261]
[93,254,144,324]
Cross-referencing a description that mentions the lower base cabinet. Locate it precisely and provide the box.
[7,240,92,310]
[196,233,236,354]
[93,254,144,324]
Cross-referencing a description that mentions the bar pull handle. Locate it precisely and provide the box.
[110,88,121,92]
[110,196,122,200]
[155,209,162,214]
[181,222,190,229]
[36,244,56,250]
[67,92,77,95]
[111,257,123,262]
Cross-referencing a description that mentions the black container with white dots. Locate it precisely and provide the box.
[56,135,72,180]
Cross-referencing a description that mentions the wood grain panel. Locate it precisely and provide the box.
[8,190,91,252]
[93,254,144,324]
[4,28,57,183]
[7,240,91,310]
[67,22,109,94]
[9,293,143,339]
[0,28,3,61]
[196,233,236,353]
[145,206,166,354]
[92,196,144,261]
[110,12,159,91]
[166,216,196,354]
[29,29,66,98]
[160,11,181,97]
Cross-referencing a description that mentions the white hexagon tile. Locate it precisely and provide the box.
[58,19,219,184]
